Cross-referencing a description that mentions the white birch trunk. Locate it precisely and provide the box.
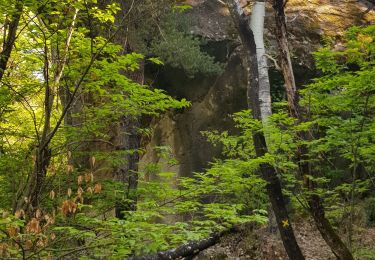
[250,1,272,123]
[250,1,274,228]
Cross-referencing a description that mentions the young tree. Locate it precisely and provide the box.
[225,1,304,259]
[24,5,80,215]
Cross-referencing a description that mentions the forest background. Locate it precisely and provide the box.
[0,0,374,259]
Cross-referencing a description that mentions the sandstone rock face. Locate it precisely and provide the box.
[141,51,247,178]
[140,0,374,178]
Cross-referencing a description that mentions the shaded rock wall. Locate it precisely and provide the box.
[141,50,247,177]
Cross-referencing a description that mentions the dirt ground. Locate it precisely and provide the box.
[195,220,375,260]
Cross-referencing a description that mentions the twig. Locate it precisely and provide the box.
[264,53,281,71]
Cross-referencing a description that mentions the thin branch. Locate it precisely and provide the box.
[264,53,281,71]
[216,0,226,5]
[55,242,115,259]
[2,82,40,141]
[53,8,79,87]
[41,15,135,151]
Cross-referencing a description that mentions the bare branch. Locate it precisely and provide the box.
[264,53,281,71]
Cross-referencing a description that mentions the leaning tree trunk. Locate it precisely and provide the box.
[272,1,353,259]
[249,0,278,233]
[226,1,305,259]
[0,0,24,82]
[272,0,299,118]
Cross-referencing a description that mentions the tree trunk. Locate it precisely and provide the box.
[128,227,239,260]
[250,0,277,233]
[0,0,24,82]
[309,195,354,260]
[109,61,142,218]
[19,8,79,216]
[111,2,143,217]
[272,1,353,259]
[272,0,299,118]
[250,0,272,122]
[26,146,51,214]
[226,1,304,259]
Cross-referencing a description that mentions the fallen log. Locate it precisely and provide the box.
[127,227,238,260]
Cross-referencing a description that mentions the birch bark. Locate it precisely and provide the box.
[250,1,272,122]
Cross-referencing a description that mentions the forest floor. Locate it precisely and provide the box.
[195,219,375,260]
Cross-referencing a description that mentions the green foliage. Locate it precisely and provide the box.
[173,4,193,12]
[301,25,375,177]
[125,1,223,76]
[0,0,374,256]
[354,248,375,260]
[297,26,375,221]
[149,12,224,77]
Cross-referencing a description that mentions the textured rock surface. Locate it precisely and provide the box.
[141,51,247,177]
[140,0,375,178]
